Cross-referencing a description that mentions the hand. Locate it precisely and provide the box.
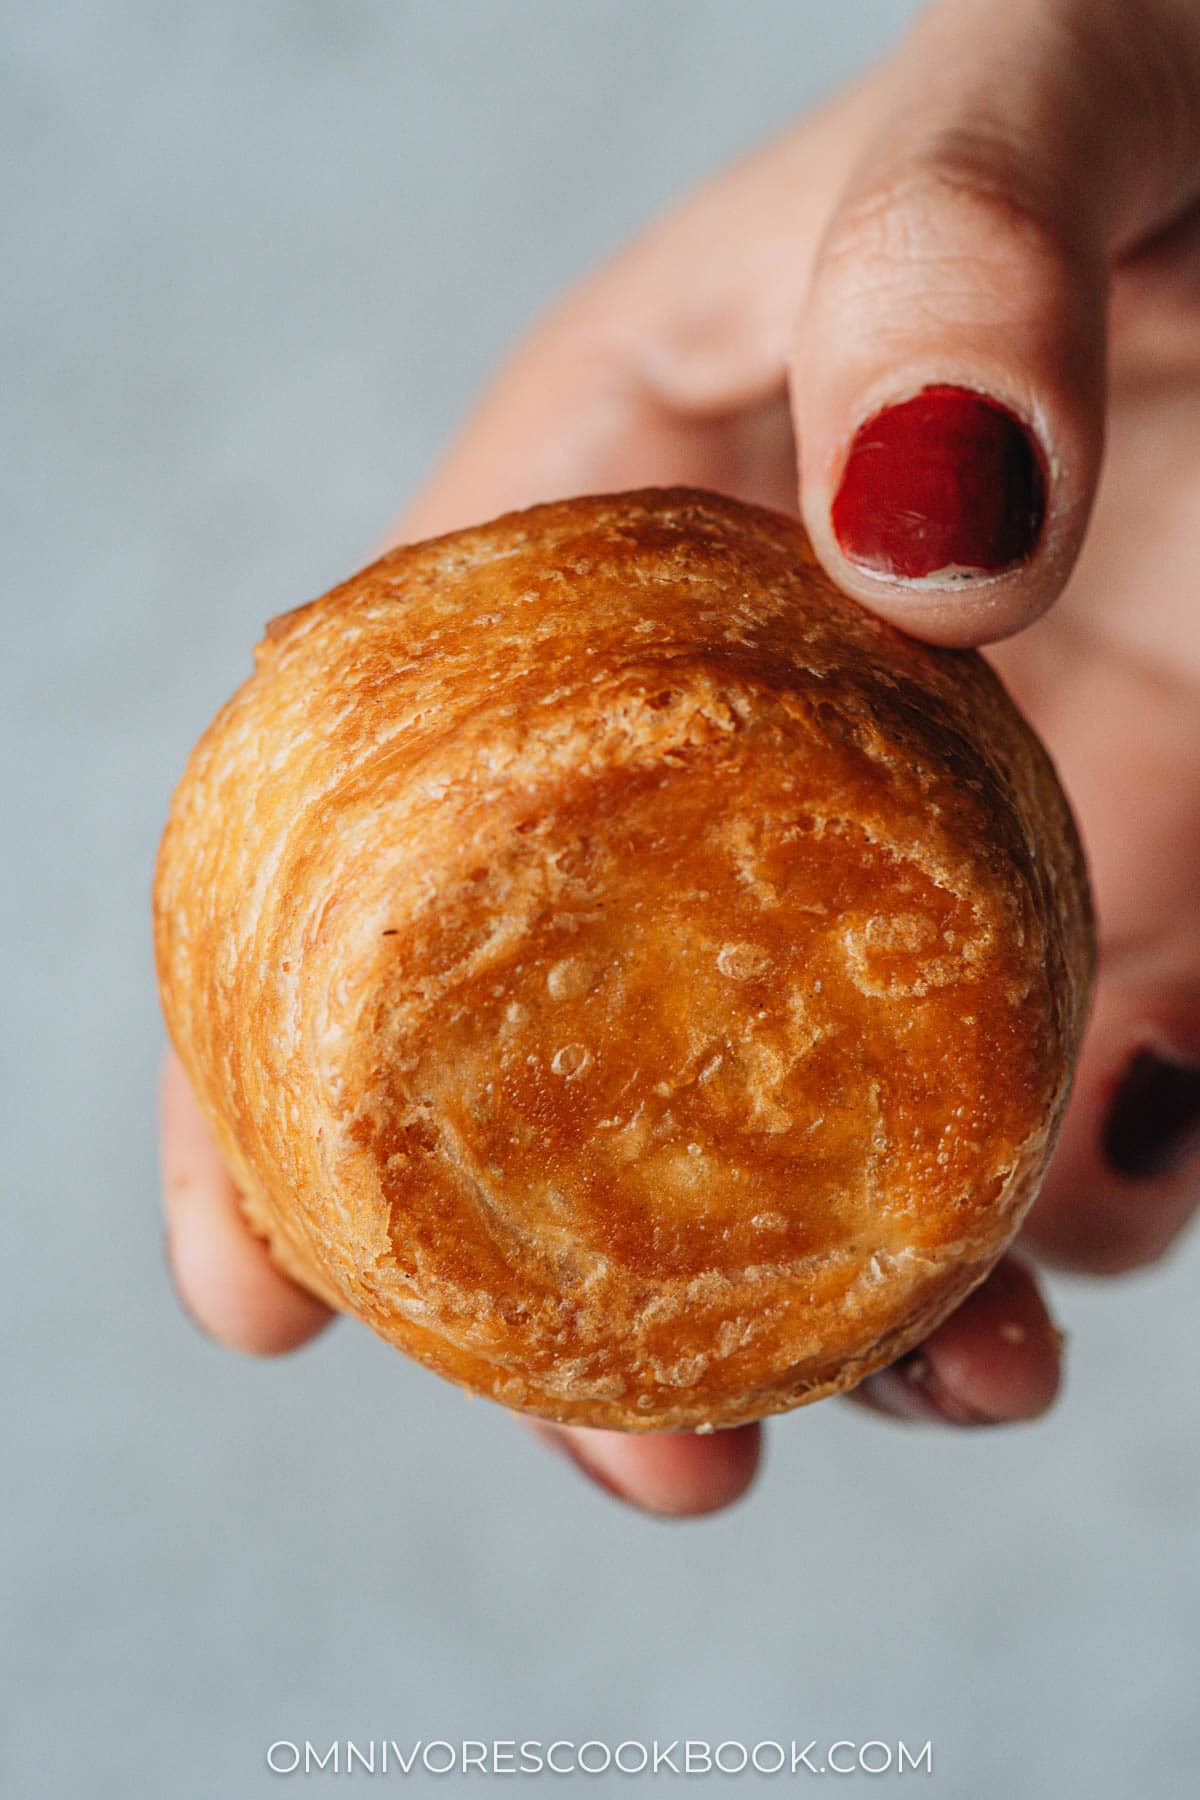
[162,0,1200,1515]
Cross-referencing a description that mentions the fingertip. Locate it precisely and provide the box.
[804,379,1060,648]
[786,7,1123,647]
[159,1051,334,1357]
[165,1199,334,1358]
[531,1419,763,1518]
[852,1254,1063,1427]
[793,350,1088,649]
[1022,967,1200,1275]
[922,1253,1064,1423]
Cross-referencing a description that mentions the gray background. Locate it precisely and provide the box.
[5,3,1198,1795]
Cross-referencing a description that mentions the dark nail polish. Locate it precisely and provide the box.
[1104,1049,1200,1180]
[857,1349,998,1427]
[831,384,1046,582]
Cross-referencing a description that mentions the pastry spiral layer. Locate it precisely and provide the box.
[154,488,1093,1430]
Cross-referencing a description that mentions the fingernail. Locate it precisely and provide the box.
[831,384,1046,582]
[857,1350,1000,1427]
[1103,1048,1200,1180]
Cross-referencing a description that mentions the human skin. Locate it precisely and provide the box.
[161,0,1200,1516]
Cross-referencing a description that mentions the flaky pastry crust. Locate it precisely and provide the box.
[154,489,1093,1430]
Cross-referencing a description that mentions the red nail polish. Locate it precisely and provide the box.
[831,385,1045,582]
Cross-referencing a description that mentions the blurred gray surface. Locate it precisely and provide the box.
[4,3,1199,1795]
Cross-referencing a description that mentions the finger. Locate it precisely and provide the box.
[851,1253,1063,1425]
[792,0,1200,646]
[159,1050,333,1355]
[528,1420,762,1519]
[988,619,1200,1273]
[1022,950,1200,1274]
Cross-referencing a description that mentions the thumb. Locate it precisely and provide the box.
[792,0,1200,647]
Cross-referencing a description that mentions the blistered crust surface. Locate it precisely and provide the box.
[154,489,1094,1429]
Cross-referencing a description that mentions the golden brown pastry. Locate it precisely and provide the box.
[154,488,1093,1431]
